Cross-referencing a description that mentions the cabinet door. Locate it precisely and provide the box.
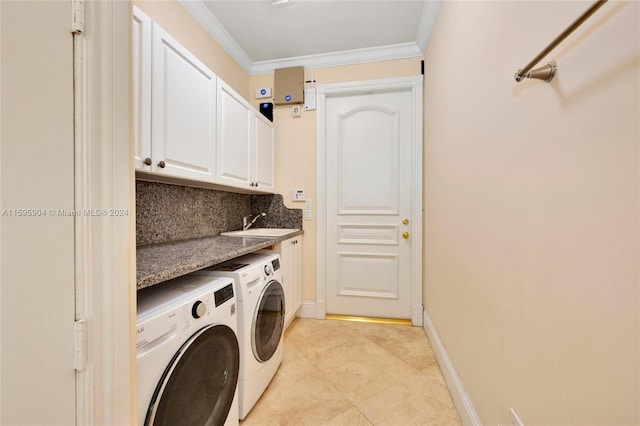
[291,237,302,318]
[254,112,275,191]
[132,7,152,171]
[281,236,302,329]
[217,81,252,188]
[151,23,216,181]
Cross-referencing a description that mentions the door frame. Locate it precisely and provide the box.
[316,76,423,326]
[74,1,134,424]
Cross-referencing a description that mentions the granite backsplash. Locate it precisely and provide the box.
[136,180,302,246]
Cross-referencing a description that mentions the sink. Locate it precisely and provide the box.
[220,228,300,238]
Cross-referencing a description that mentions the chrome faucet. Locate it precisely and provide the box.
[243,212,266,230]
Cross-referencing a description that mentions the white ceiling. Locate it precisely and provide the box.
[179,0,440,75]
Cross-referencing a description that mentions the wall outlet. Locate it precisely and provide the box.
[510,408,524,426]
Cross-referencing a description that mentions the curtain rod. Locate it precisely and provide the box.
[514,0,608,83]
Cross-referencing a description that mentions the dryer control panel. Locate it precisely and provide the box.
[271,257,280,272]
[214,283,234,307]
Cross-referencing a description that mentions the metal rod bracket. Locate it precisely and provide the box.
[515,61,558,83]
[513,0,608,83]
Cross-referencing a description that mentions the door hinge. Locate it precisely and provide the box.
[74,319,87,371]
[71,0,85,34]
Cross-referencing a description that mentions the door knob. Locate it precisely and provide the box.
[402,231,410,239]
[143,157,152,166]
[157,160,166,168]
[402,218,409,225]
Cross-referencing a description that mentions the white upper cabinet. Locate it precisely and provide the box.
[132,7,273,192]
[253,112,275,190]
[133,7,217,182]
[151,23,217,181]
[217,81,274,192]
[132,7,152,171]
[217,80,253,187]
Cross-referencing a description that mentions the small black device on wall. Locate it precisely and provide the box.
[259,102,273,122]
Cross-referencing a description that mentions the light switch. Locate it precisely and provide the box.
[304,199,312,221]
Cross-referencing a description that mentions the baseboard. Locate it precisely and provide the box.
[423,310,482,426]
[297,301,317,319]
[412,304,424,326]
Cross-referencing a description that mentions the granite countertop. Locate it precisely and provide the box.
[136,230,304,289]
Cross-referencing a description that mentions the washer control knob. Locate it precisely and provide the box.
[192,300,207,319]
[264,264,272,276]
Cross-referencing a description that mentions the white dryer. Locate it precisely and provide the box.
[136,275,239,426]
[192,253,285,420]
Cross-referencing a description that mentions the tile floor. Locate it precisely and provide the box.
[240,318,462,426]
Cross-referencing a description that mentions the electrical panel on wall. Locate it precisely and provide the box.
[274,66,304,105]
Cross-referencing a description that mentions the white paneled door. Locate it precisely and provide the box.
[321,77,422,321]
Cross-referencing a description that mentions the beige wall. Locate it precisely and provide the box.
[250,58,421,301]
[423,1,639,425]
[133,0,249,97]
[1,2,76,423]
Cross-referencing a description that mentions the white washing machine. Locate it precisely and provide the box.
[192,253,285,420]
[136,274,240,426]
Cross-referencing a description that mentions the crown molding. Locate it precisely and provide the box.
[416,0,441,54]
[179,0,254,74]
[180,0,439,76]
[250,42,422,75]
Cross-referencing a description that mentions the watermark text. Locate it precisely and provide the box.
[2,208,129,217]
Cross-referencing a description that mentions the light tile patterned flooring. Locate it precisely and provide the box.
[240,318,461,426]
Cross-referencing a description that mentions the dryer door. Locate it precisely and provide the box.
[252,280,285,362]
[145,324,240,426]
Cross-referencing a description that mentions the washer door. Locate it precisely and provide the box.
[145,324,239,426]
[252,280,285,362]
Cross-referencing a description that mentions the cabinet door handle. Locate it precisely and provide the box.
[143,157,152,166]
[157,161,166,168]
